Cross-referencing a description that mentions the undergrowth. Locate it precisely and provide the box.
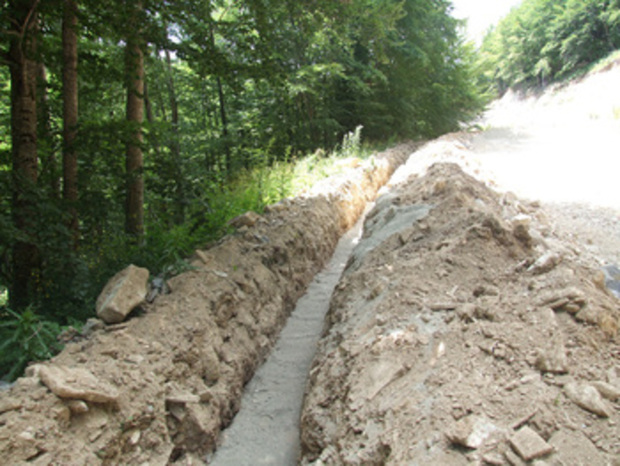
[1,128,372,382]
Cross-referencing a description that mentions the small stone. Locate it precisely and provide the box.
[509,426,553,461]
[591,381,620,401]
[66,399,89,414]
[446,415,504,449]
[195,249,210,265]
[82,318,105,336]
[457,303,477,322]
[53,405,71,424]
[482,452,505,465]
[528,252,562,275]
[0,398,22,414]
[166,392,200,404]
[504,449,527,466]
[537,287,586,313]
[564,382,613,417]
[96,264,149,324]
[127,429,141,446]
[429,302,457,311]
[228,211,261,228]
[535,339,568,374]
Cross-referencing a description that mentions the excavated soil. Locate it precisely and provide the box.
[0,144,412,465]
[300,162,620,465]
[299,62,620,465]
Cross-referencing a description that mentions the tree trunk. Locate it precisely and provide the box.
[8,0,40,309]
[37,63,60,198]
[165,49,185,224]
[208,22,231,176]
[62,0,79,247]
[124,0,145,239]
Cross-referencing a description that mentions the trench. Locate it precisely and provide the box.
[209,208,370,465]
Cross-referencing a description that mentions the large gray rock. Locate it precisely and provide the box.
[96,264,149,324]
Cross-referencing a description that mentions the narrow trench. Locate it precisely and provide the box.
[209,208,370,465]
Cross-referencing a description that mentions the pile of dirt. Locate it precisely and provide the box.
[300,162,619,465]
[0,144,413,465]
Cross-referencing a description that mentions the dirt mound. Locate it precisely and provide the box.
[300,162,620,465]
[0,144,414,465]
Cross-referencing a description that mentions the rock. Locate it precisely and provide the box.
[548,430,604,465]
[537,287,586,313]
[66,399,89,414]
[228,211,261,229]
[602,264,620,298]
[81,318,105,336]
[591,381,620,401]
[146,276,170,303]
[509,426,554,461]
[512,214,533,248]
[166,392,200,405]
[0,397,22,414]
[38,365,119,404]
[195,249,211,265]
[457,303,477,322]
[203,346,220,385]
[446,415,504,449]
[96,264,149,324]
[564,382,613,417]
[504,449,528,466]
[528,251,562,275]
[482,452,505,465]
[535,338,568,374]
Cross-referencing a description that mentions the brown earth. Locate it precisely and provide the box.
[0,144,413,465]
[300,162,620,465]
[2,61,620,466]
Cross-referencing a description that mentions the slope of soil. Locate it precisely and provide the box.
[300,162,619,465]
[0,144,413,465]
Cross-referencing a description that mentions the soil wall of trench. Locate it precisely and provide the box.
[0,144,414,465]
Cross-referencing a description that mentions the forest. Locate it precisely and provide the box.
[477,0,620,91]
[0,0,618,379]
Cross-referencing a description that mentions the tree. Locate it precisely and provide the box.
[6,0,40,309]
[124,0,145,238]
[62,0,79,246]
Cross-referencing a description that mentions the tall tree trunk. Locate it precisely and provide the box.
[124,0,145,239]
[165,50,185,224]
[8,0,40,309]
[215,76,230,175]
[208,22,231,175]
[62,0,79,247]
[37,63,60,198]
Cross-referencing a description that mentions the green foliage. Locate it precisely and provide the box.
[478,0,620,93]
[1,0,486,377]
[0,307,65,381]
